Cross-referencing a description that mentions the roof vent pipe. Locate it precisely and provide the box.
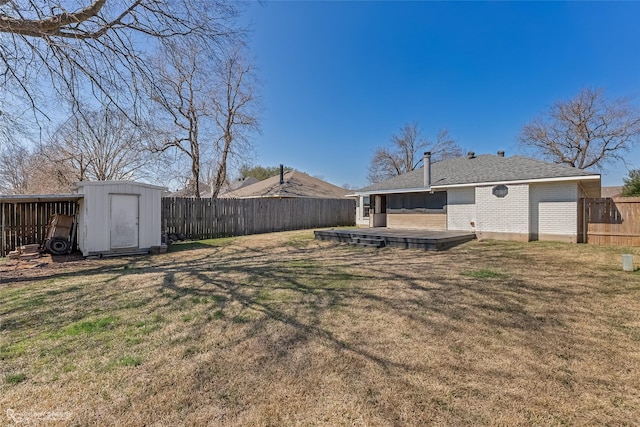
[279,164,284,185]
[467,151,476,159]
[497,150,505,157]
[423,151,431,188]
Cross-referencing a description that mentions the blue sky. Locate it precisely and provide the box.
[242,1,640,189]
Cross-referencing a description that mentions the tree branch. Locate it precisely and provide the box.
[0,0,108,38]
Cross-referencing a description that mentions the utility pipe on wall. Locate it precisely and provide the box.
[423,152,431,188]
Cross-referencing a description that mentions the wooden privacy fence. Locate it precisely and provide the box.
[162,197,356,240]
[579,197,640,246]
[1,200,78,256]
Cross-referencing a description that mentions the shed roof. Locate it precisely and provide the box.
[73,180,166,191]
[357,154,600,195]
[0,194,83,203]
[220,171,350,199]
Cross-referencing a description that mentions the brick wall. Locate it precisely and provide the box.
[476,184,530,240]
[447,187,476,231]
[529,182,579,242]
[361,181,581,242]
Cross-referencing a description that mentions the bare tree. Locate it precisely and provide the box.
[210,46,260,199]
[0,141,72,194]
[519,87,640,170]
[43,105,150,184]
[0,142,33,194]
[147,39,212,198]
[367,123,462,183]
[0,99,24,146]
[0,0,242,127]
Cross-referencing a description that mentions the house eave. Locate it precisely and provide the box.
[353,187,433,197]
[433,174,601,190]
[354,175,601,196]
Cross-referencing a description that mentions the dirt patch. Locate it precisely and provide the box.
[0,253,112,283]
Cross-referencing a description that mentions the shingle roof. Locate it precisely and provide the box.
[601,186,623,198]
[202,177,259,197]
[358,154,600,193]
[170,180,211,198]
[220,170,350,199]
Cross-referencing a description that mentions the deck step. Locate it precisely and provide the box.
[348,236,386,248]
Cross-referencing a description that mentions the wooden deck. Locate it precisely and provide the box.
[314,228,476,251]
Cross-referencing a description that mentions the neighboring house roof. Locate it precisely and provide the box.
[170,178,259,198]
[170,181,211,198]
[220,170,350,199]
[357,154,601,196]
[601,186,623,198]
[215,177,259,196]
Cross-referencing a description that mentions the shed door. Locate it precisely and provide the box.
[110,194,139,250]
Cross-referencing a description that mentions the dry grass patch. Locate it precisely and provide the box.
[1,231,640,425]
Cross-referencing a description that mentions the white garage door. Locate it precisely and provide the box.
[110,194,139,249]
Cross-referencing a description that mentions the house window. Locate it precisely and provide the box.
[362,196,370,218]
[387,191,447,213]
[492,185,509,198]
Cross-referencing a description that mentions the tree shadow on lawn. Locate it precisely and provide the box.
[3,241,582,347]
[146,245,620,424]
[4,240,634,424]
[166,241,218,253]
[0,238,231,286]
[152,243,579,359]
[3,242,587,347]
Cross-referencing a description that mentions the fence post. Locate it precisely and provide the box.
[1,203,5,257]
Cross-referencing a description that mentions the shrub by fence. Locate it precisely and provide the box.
[162,197,356,240]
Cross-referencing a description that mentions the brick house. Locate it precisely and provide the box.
[352,152,601,243]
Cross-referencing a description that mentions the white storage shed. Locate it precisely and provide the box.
[73,181,165,256]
